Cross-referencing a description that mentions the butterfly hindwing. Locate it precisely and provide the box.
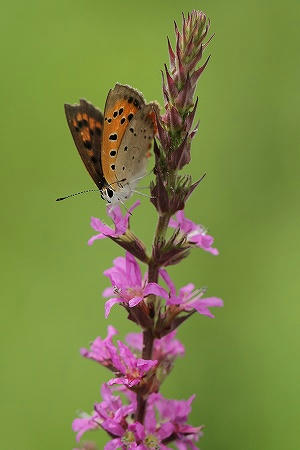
[64,99,105,189]
[101,84,146,188]
[114,103,157,188]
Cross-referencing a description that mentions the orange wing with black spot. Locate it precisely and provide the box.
[64,99,105,189]
[101,84,146,187]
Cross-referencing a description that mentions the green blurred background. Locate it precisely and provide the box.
[1,0,299,448]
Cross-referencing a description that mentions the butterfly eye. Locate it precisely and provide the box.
[107,188,114,199]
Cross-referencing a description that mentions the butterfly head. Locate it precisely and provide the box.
[100,182,133,205]
[100,186,117,204]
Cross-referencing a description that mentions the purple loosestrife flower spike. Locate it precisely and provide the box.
[72,10,222,449]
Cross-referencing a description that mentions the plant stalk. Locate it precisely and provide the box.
[135,212,171,423]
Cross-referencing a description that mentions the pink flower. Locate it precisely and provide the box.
[147,393,203,449]
[72,413,100,443]
[88,201,140,245]
[72,383,136,443]
[103,252,169,318]
[80,325,117,368]
[126,330,185,362]
[81,327,157,388]
[169,210,219,255]
[129,421,173,450]
[107,340,157,388]
[160,269,223,318]
[72,383,203,449]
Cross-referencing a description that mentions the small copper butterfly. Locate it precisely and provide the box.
[63,84,157,205]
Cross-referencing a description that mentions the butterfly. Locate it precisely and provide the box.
[63,84,157,205]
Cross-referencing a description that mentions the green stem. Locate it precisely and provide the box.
[154,213,171,244]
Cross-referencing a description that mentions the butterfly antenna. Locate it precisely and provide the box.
[115,196,133,216]
[130,170,153,185]
[56,189,99,201]
[131,190,154,199]
[133,185,151,190]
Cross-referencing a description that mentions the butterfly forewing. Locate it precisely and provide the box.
[101,84,146,187]
[64,99,105,189]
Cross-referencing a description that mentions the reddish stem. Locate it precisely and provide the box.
[135,213,170,423]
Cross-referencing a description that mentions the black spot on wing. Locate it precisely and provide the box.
[84,140,92,149]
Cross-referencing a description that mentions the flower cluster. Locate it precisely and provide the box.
[72,10,222,449]
[81,326,158,388]
[73,383,203,449]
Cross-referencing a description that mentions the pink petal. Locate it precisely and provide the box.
[88,233,106,246]
[136,358,158,375]
[105,298,122,318]
[107,205,123,224]
[190,233,219,255]
[72,416,98,442]
[197,297,223,308]
[104,438,123,450]
[90,217,114,236]
[208,247,219,256]
[102,287,115,297]
[129,296,143,307]
[107,325,118,339]
[127,199,141,216]
[126,252,142,286]
[130,421,145,441]
[101,418,124,437]
[169,217,179,228]
[114,404,135,422]
[126,332,143,351]
[117,341,136,370]
[144,282,169,300]
[191,297,223,317]
[126,378,141,388]
[158,422,174,440]
[107,376,128,386]
[159,269,176,296]
[178,283,195,298]
[167,295,181,306]
[90,217,106,231]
